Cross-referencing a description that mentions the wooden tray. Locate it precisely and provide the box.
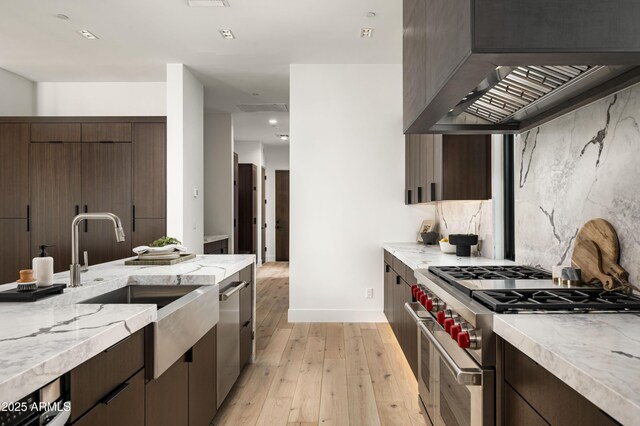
[0,283,66,302]
[124,253,196,266]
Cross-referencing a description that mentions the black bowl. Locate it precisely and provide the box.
[420,232,439,245]
[448,234,478,256]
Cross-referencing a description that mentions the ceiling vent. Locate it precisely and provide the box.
[187,0,229,7]
[236,104,289,113]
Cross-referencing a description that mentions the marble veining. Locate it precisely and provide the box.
[494,313,640,425]
[382,243,512,272]
[435,200,494,258]
[516,83,640,283]
[0,254,255,404]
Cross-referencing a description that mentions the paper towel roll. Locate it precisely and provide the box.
[34,257,54,287]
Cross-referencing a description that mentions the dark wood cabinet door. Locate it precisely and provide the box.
[133,123,166,219]
[189,326,217,426]
[0,220,30,283]
[442,134,492,201]
[81,123,132,143]
[402,281,418,379]
[238,164,258,255]
[132,218,166,248]
[233,153,239,253]
[146,356,189,426]
[275,170,289,261]
[240,320,252,369]
[392,273,404,340]
[252,165,258,255]
[503,384,547,426]
[403,0,427,132]
[0,124,29,218]
[29,143,82,272]
[81,143,132,265]
[30,123,81,142]
[384,263,394,325]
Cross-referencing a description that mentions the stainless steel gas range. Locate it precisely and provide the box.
[405,265,640,426]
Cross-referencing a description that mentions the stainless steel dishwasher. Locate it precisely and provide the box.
[217,275,250,408]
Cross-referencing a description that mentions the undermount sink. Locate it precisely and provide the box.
[79,283,219,379]
[78,285,202,308]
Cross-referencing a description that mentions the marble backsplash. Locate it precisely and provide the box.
[516,83,640,283]
[435,200,494,258]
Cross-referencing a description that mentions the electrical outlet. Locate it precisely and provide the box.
[365,288,373,299]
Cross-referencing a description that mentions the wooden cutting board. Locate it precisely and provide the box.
[572,219,620,283]
[571,239,615,289]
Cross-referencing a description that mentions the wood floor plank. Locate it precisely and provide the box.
[268,357,303,398]
[344,323,362,339]
[288,363,324,422]
[259,328,293,366]
[344,336,370,376]
[309,323,327,338]
[377,401,414,426]
[319,358,350,426]
[359,323,378,330]
[347,374,381,426]
[360,329,404,402]
[256,397,293,426]
[325,323,345,359]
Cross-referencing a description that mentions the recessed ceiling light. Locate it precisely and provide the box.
[78,30,99,40]
[366,12,376,18]
[361,28,374,38]
[252,93,260,96]
[188,0,229,6]
[269,119,278,125]
[219,29,235,39]
[55,14,70,20]
[279,135,289,141]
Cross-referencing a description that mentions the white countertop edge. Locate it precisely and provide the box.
[493,315,636,425]
[203,235,229,244]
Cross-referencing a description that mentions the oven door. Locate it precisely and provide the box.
[418,317,494,426]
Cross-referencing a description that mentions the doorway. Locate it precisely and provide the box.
[275,170,289,261]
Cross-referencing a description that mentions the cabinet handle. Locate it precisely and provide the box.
[49,140,63,144]
[99,140,114,144]
[407,190,412,204]
[185,348,194,363]
[132,205,136,232]
[385,265,390,273]
[84,205,88,232]
[26,205,30,232]
[431,183,436,201]
[242,320,251,328]
[396,275,401,285]
[418,187,423,203]
[101,382,129,405]
[75,205,79,216]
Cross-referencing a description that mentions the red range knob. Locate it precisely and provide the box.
[450,324,462,340]
[425,298,433,311]
[416,290,424,301]
[457,332,471,348]
[411,285,418,297]
[419,294,428,306]
[444,318,455,333]
[436,310,447,325]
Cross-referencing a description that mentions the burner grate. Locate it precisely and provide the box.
[429,265,552,283]
[473,289,640,312]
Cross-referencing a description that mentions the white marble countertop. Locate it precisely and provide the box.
[204,234,229,244]
[0,254,255,404]
[382,242,515,270]
[494,314,640,425]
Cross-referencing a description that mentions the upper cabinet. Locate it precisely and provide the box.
[405,134,491,204]
[403,0,640,134]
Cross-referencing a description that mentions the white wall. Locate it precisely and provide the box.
[0,68,35,115]
[234,140,264,263]
[263,146,290,261]
[166,64,204,254]
[204,112,234,249]
[289,64,435,322]
[36,82,166,116]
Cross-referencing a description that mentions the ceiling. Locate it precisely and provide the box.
[0,0,401,145]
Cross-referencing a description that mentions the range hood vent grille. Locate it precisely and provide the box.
[236,103,289,113]
[465,65,595,123]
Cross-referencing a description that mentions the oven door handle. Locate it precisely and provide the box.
[418,319,483,386]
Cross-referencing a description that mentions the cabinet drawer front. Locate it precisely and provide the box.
[70,330,145,422]
[82,123,132,142]
[392,256,405,277]
[30,123,81,142]
[239,320,252,369]
[72,369,145,426]
[384,249,393,265]
[239,283,252,325]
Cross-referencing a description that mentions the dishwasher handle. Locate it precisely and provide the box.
[219,281,249,301]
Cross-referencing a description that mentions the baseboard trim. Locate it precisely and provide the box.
[288,309,387,323]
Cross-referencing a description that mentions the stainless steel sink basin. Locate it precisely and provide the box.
[79,284,219,379]
[79,285,201,308]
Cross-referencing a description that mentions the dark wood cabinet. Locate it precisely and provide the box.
[0,220,30,283]
[403,0,427,133]
[133,123,166,219]
[81,143,133,265]
[204,238,229,254]
[146,355,189,426]
[233,153,239,253]
[500,340,619,426]
[0,124,29,218]
[238,164,257,255]
[239,265,254,369]
[82,123,132,143]
[133,219,167,249]
[30,123,81,142]
[189,326,217,426]
[405,133,491,204]
[383,251,418,380]
[29,143,82,272]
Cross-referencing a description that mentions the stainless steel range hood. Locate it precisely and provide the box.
[403,0,640,134]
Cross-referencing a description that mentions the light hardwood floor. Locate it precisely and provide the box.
[212,262,426,426]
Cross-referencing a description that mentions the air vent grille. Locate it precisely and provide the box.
[236,104,289,113]
[466,65,594,123]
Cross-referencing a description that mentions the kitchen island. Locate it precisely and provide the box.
[0,254,255,406]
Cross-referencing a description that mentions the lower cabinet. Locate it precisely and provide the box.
[383,251,418,380]
[500,340,619,426]
[189,326,218,426]
[204,238,229,254]
[239,265,254,369]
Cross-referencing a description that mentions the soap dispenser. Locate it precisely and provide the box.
[33,244,54,287]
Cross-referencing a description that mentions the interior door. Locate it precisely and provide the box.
[30,143,82,272]
[233,153,239,253]
[261,166,266,264]
[275,170,289,261]
[81,143,132,265]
